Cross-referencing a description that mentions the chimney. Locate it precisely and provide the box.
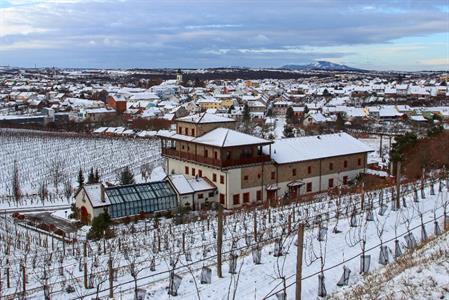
[100,184,105,203]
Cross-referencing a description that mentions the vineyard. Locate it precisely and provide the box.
[0,174,447,299]
[0,129,161,209]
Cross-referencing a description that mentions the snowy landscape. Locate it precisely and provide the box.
[0,129,161,210]
[0,177,447,299]
[1,0,449,299]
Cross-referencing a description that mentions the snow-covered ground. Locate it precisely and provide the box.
[0,129,162,209]
[333,229,449,299]
[274,117,286,139]
[1,178,446,300]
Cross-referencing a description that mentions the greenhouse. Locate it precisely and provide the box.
[106,181,178,219]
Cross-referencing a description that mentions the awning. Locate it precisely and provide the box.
[266,184,280,191]
[287,180,304,187]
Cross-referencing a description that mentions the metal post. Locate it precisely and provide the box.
[217,205,223,278]
[295,223,304,300]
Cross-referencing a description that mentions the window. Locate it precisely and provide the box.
[220,175,224,184]
[233,194,240,205]
[198,193,203,199]
[178,126,182,134]
[329,162,333,170]
[198,170,202,177]
[308,166,312,174]
[204,149,208,158]
[344,160,348,168]
[212,173,217,182]
[256,190,262,201]
[208,192,214,197]
[244,175,249,181]
[185,166,189,175]
[257,173,261,179]
[271,171,276,180]
[292,168,296,176]
[343,176,348,185]
[214,151,218,159]
[191,128,195,136]
[182,145,185,150]
[358,158,362,166]
[243,192,250,203]
[220,193,225,204]
[226,151,231,159]
[328,178,334,188]
[191,168,195,176]
[306,182,312,192]
[184,128,188,135]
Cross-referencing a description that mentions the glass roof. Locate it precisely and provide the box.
[106,181,176,205]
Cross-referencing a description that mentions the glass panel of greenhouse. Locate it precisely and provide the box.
[106,181,178,219]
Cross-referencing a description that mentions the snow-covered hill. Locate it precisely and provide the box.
[282,61,367,72]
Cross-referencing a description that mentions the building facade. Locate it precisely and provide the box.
[159,113,372,209]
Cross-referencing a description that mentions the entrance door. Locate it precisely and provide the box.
[267,190,275,207]
[80,206,88,224]
[289,186,297,200]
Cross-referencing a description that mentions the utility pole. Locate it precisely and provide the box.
[295,223,304,300]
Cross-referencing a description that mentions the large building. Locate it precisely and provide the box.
[158,113,373,209]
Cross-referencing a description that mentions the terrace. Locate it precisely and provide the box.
[162,147,272,168]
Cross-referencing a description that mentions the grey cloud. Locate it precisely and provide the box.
[0,0,447,68]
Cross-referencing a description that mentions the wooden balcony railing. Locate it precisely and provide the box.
[162,148,271,168]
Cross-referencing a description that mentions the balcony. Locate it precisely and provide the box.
[162,148,271,168]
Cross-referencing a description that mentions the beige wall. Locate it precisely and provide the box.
[166,152,367,209]
[74,190,106,224]
[176,121,235,137]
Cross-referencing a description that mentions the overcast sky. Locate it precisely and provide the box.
[0,0,448,70]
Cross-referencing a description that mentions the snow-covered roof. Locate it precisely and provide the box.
[193,128,272,147]
[158,123,271,149]
[176,112,235,124]
[93,127,108,133]
[263,132,373,164]
[169,175,215,195]
[379,106,403,118]
[82,184,110,207]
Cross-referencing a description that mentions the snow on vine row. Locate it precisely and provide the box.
[0,129,161,208]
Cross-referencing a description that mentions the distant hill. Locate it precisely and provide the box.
[281,61,367,72]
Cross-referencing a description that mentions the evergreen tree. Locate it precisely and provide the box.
[304,105,309,114]
[119,166,135,185]
[87,212,111,240]
[283,125,294,137]
[94,169,100,183]
[336,112,345,131]
[87,167,95,184]
[286,106,294,123]
[242,104,250,123]
[266,107,273,118]
[77,168,85,189]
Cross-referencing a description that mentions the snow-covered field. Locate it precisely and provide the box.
[0,177,447,299]
[0,129,161,209]
[333,229,449,299]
